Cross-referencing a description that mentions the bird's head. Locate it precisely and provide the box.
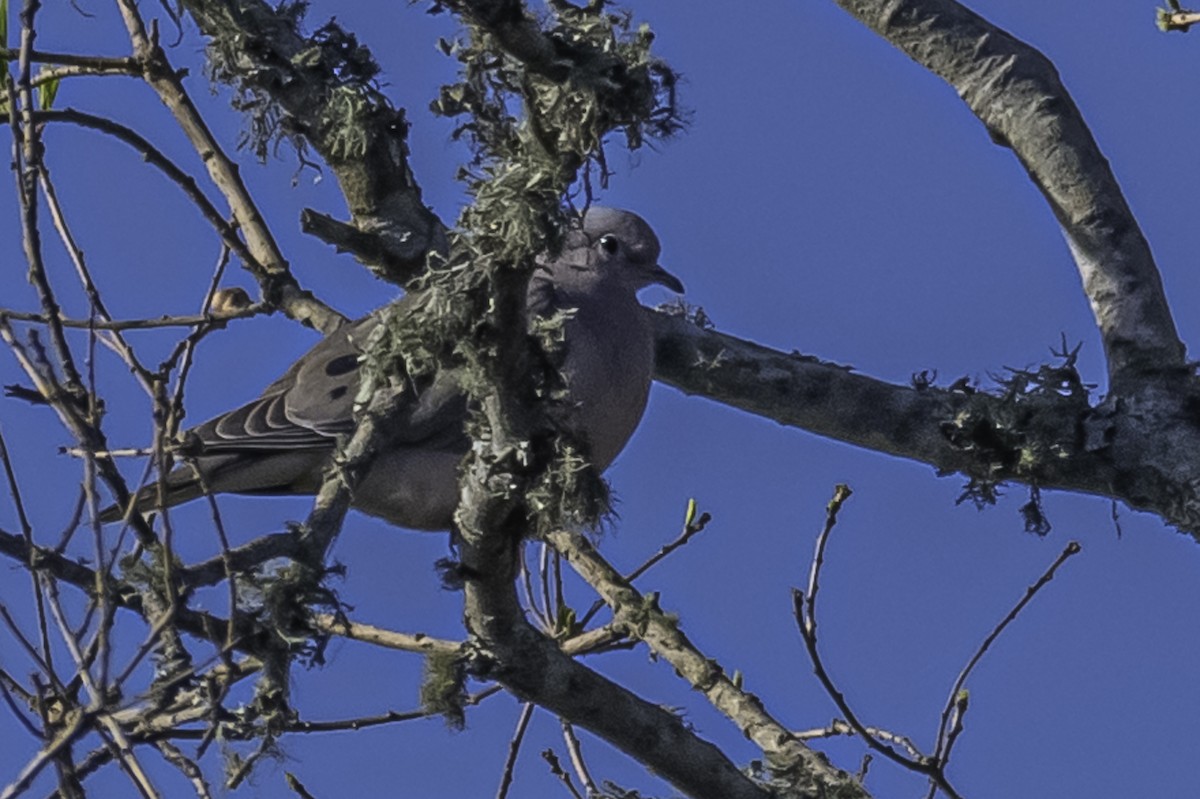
[543,207,684,295]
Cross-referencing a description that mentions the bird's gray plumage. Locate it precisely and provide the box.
[102,208,681,530]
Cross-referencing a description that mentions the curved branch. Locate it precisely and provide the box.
[830,0,1186,391]
[33,109,263,280]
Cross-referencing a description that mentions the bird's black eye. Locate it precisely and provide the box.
[598,234,620,255]
[325,354,359,377]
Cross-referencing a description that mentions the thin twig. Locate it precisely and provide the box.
[0,673,42,740]
[223,738,272,791]
[933,540,1082,764]
[0,48,136,70]
[283,773,318,799]
[0,603,62,691]
[287,686,505,733]
[14,0,84,393]
[0,707,86,799]
[626,500,712,584]
[151,740,212,799]
[792,487,927,775]
[793,485,969,799]
[38,161,155,392]
[539,542,556,631]
[42,578,160,798]
[0,429,55,675]
[495,702,535,799]
[560,721,597,796]
[28,109,262,277]
[308,615,461,656]
[539,749,584,799]
[0,310,158,550]
[793,719,923,759]
[579,499,712,627]
[1,308,262,330]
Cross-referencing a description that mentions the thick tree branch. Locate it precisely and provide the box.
[830,0,1186,391]
[1158,9,1200,32]
[458,530,773,799]
[439,0,567,79]
[179,0,446,282]
[651,310,1200,536]
[652,311,1087,484]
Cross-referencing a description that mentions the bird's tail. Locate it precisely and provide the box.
[96,469,206,523]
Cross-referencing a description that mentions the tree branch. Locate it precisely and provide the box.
[831,0,1186,391]
[548,529,869,798]
[116,0,344,334]
[650,309,1200,535]
[178,0,446,282]
[460,533,773,799]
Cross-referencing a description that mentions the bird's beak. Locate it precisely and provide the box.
[648,263,685,294]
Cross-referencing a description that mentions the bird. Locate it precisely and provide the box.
[100,207,682,530]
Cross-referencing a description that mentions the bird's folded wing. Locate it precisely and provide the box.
[191,310,470,455]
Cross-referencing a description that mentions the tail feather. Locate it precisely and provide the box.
[97,450,325,523]
[97,469,205,523]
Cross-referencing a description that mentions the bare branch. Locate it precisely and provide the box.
[547,528,868,798]
[152,741,212,799]
[792,486,963,799]
[579,498,712,628]
[539,748,584,799]
[495,702,534,799]
[560,721,597,797]
[308,615,460,656]
[178,0,446,279]
[116,0,343,333]
[0,48,136,70]
[12,9,84,394]
[0,708,86,799]
[830,0,1185,390]
[794,487,928,772]
[933,540,1082,764]
[0,309,262,330]
[651,309,1200,536]
[466,535,773,799]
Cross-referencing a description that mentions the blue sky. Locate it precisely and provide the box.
[4,1,1200,797]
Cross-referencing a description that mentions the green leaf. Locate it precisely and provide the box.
[554,604,578,638]
[0,0,8,50]
[37,74,59,109]
[684,497,697,528]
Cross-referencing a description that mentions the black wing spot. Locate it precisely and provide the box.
[325,354,359,377]
[329,386,348,400]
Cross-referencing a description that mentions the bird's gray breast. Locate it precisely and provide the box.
[559,291,655,471]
